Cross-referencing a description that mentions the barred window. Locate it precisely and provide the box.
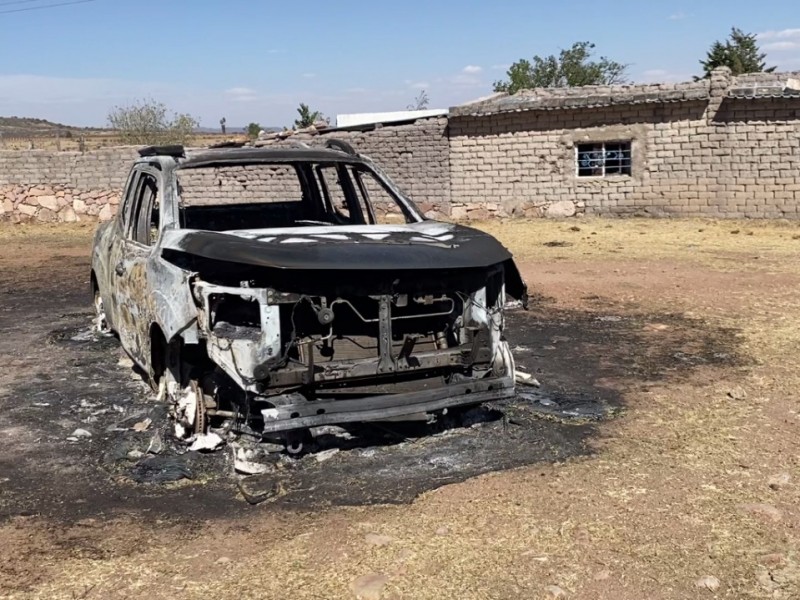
[576,141,632,177]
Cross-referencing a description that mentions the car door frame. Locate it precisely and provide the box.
[111,165,163,366]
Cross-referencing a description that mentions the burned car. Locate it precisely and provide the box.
[91,140,527,450]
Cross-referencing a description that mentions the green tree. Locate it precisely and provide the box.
[246,122,262,139]
[493,42,628,93]
[107,99,198,145]
[294,102,323,129]
[697,27,775,79]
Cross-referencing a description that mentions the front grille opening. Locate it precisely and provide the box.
[210,293,261,340]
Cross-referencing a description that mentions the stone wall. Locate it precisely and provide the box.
[448,69,800,218]
[0,118,448,223]
[0,147,138,222]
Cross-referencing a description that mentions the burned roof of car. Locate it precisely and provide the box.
[177,146,368,170]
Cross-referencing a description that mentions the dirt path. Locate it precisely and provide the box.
[1,219,799,599]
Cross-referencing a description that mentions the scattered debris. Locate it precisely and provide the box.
[234,459,270,476]
[314,448,340,463]
[727,386,747,401]
[69,329,95,342]
[146,432,164,455]
[515,370,541,387]
[695,575,720,591]
[130,455,193,483]
[545,584,567,598]
[237,475,283,505]
[543,240,573,247]
[232,444,271,475]
[131,417,152,432]
[768,473,791,490]
[188,432,224,453]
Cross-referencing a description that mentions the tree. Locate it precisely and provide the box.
[107,99,198,145]
[246,122,262,139]
[697,27,775,79]
[493,41,628,93]
[294,102,323,129]
[407,89,429,110]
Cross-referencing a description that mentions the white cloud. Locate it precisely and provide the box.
[448,73,483,88]
[758,29,800,68]
[758,28,800,40]
[462,65,482,74]
[224,86,258,102]
[668,11,686,20]
[763,41,800,51]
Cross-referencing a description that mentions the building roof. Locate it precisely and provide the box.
[451,70,800,117]
[726,74,800,99]
[450,81,710,117]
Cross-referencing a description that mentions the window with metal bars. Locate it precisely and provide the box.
[576,141,632,177]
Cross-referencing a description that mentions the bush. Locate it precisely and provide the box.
[107,99,199,145]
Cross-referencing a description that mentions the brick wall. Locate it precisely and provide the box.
[448,69,800,218]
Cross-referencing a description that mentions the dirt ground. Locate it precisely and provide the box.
[1,218,799,599]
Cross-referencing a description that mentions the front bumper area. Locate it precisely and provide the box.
[259,375,515,433]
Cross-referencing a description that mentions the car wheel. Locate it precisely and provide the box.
[93,289,112,335]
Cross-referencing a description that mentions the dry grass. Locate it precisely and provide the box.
[3,217,800,599]
[478,217,800,272]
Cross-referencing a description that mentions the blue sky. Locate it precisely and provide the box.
[1,0,799,128]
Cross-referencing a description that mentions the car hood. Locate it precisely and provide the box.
[161,221,528,305]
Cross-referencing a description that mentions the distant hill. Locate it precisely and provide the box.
[0,117,284,139]
[0,116,92,138]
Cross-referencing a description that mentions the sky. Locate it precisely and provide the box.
[0,0,799,128]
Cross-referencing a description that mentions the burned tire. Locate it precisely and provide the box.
[93,288,112,335]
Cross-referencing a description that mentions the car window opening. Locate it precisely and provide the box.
[177,161,414,231]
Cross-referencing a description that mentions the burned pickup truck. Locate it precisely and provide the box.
[91,140,527,450]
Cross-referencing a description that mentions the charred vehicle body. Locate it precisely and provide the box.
[91,141,527,450]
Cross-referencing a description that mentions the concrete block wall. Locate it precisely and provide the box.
[448,70,800,219]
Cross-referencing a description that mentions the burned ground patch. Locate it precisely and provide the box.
[0,242,745,520]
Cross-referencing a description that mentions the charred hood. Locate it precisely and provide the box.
[161,223,528,306]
